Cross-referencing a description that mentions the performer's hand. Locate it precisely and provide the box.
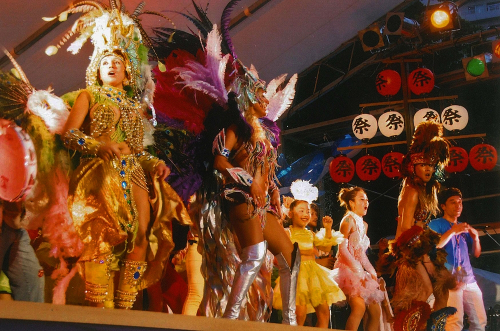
[322,216,333,230]
[452,222,469,235]
[467,225,479,240]
[97,142,122,161]
[155,162,170,181]
[270,188,281,218]
[378,238,389,252]
[250,182,266,208]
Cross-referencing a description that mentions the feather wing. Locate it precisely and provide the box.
[266,73,297,122]
[172,25,228,106]
[264,73,287,100]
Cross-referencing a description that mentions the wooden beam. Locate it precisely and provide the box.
[359,95,459,108]
[337,140,407,151]
[337,133,486,151]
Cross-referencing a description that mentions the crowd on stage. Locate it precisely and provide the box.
[0,1,489,330]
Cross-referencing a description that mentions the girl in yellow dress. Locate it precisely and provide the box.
[274,200,345,328]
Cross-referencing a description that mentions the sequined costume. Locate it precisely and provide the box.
[49,1,192,308]
[333,211,384,305]
[64,86,191,295]
[273,226,345,309]
[199,125,283,321]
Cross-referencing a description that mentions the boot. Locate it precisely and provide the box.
[83,255,112,306]
[276,242,301,325]
[115,259,147,309]
[223,241,267,319]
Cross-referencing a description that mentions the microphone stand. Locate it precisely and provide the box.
[476,226,500,248]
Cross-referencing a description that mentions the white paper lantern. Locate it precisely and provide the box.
[378,111,405,137]
[352,114,377,141]
[441,105,468,131]
[414,108,440,128]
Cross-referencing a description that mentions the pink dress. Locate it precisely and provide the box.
[333,211,384,305]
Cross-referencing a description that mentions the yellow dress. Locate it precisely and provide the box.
[273,226,346,309]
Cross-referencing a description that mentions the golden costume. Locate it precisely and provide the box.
[50,1,191,308]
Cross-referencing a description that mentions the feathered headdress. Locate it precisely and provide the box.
[43,0,174,103]
[401,121,450,178]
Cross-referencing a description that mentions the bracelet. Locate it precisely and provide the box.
[63,129,103,155]
[226,167,253,186]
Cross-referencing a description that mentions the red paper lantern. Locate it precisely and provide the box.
[469,144,497,171]
[445,147,468,173]
[408,68,435,95]
[356,155,381,182]
[382,152,404,179]
[329,156,355,183]
[376,70,401,96]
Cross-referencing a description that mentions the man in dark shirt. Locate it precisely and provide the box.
[429,188,486,331]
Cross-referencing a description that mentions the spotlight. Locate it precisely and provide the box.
[431,10,450,29]
[358,24,385,52]
[462,54,489,81]
[385,12,420,38]
[425,1,460,33]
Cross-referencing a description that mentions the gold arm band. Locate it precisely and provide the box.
[63,128,103,155]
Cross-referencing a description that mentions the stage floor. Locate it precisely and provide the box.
[0,300,339,330]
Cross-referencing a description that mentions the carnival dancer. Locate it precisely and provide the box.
[149,0,298,320]
[334,187,384,331]
[46,1,191,308]
[210,71,299,323]
[384,121,457,330]
[273,199,345,327]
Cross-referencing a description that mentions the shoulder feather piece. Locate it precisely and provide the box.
[172,24,229,106]
[1,50,69,134]
[265,73,297,122]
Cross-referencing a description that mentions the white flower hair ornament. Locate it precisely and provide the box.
[290,180,318,204]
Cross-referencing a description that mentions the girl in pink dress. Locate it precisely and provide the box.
[334,187,384,331]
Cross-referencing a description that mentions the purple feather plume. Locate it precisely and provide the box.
[221,0,240,59]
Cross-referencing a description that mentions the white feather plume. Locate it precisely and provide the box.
[26,90,70,134]
[172,24,228,105]
[290,179,318,204]
[266,73,297,122]
[142,117,155,147]
[264,74,287,100]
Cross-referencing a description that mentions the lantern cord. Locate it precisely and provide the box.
[347,182,399,203]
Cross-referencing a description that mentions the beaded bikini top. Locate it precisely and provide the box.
[88,85,144,153]
[413,205,431,225]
